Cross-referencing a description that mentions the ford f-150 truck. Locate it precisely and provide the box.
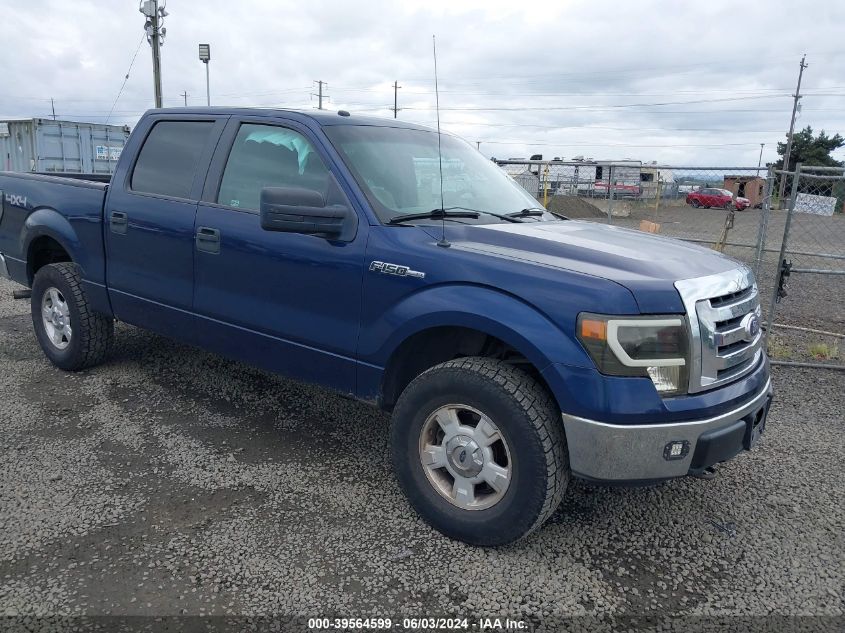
[0,108,772,546]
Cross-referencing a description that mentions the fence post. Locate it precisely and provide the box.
[754,164,775,278]
[766,163,802,342]
[654,174,662,211]
[607,164,615,224]
[542,162,550,208]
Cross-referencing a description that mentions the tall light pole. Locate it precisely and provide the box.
[140,0,168,108]
[777,55,808,207]
[757,143,765,176]
[198,44,211,106]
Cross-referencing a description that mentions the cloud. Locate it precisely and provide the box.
[1,0,843,165]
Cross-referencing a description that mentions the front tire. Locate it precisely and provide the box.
[391,357,569,546]
[31,262,114,371]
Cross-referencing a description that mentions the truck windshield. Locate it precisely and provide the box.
[324,125,547,224]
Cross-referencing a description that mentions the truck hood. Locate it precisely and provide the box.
[452,220,742,313]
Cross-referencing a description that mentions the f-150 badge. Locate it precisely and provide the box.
[369,261,425,279]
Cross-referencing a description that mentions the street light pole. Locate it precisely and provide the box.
[198,44,211,106]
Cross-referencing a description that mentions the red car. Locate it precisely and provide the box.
[686,188,750,210]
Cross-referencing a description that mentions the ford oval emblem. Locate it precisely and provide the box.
[742,313,760,341]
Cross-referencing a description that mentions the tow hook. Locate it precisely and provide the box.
[693,465,719,480]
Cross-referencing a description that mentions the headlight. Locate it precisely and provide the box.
[576,313,689,396]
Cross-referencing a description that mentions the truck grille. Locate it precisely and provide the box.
[675,267,763,393]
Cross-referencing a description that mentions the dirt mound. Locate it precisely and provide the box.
[546,197,607,219]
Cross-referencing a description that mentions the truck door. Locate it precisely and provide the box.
[105,116,224,340]
[192,118,366,394]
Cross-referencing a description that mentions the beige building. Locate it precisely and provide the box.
[724,175,767,208]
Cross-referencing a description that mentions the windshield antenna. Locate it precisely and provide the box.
[432,34,449,248]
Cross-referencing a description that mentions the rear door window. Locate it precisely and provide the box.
[217,124,331,211]
[131,121,214,199]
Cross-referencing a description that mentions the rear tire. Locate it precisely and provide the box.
[31,262,114,371]
[691,200,701,208]
[391,357,569,546]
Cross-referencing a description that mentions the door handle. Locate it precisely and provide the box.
[110,211,128,235]
[195,226,221,254]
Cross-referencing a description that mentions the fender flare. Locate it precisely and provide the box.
[361,283,593,372]
[21,207,86,282]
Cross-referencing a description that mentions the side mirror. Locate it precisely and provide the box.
[259,187,350,238]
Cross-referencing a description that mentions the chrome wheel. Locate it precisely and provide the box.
[418,404,512,510]
[41,287,72,350]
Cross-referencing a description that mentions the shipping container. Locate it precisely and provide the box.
[0,118,131,174]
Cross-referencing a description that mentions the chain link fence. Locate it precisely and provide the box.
[495,159,845,370]
[762,164,845,368]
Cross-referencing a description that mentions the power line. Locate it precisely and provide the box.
[5,87,843,108]
[104,33,147,125]
[401,56,801,83]
[400,94,796,112]
[479,140,773,148]
[411,122,797,133]
[329,87,845,97]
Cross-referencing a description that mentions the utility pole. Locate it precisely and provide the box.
[757,143,765,176]
[476,141,481,151]
[392,80,401,118]
[777,55,808,206]
[180,91,188,106]
[50,98,56,121]
[140,0,168,108]
[312,80,329,110]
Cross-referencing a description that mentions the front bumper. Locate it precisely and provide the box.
[562,377,773,482]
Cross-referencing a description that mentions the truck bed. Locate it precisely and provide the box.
[0,170,109,288]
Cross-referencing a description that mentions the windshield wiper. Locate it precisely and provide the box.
[438,206,525,223]
[509,206,571,221]
[387,206,529,225]
[387,208,480,225]
[507,207,546,218]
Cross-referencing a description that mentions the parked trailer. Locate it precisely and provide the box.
[0,118,131,174]
[495,159,643,198]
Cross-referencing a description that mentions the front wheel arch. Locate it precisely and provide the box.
[379,325,561,414]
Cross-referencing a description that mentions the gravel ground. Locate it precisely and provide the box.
[0,274,843,632]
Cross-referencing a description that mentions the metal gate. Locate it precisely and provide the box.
[762,164,845,370]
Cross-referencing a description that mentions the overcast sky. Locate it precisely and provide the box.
[2,0,844,165]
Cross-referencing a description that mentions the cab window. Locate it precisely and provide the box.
[131,121,214,199]
[217,124,331,211]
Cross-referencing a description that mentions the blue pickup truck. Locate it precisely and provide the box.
[0,108,772,545]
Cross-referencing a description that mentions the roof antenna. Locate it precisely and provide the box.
[433,34,450,248]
